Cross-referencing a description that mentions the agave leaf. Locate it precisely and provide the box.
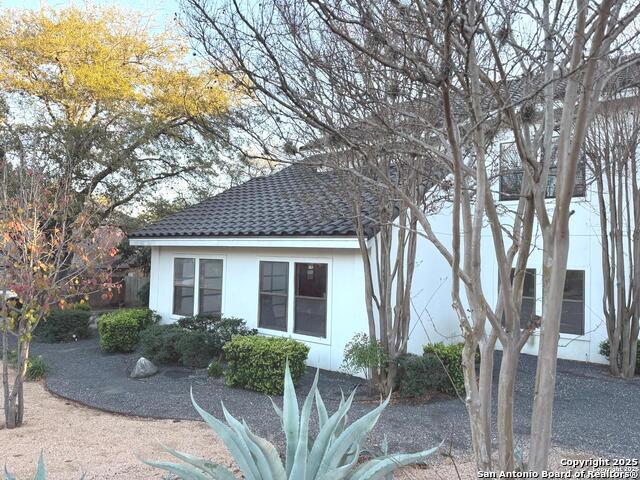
[190,389,259,480]
[243,422,287,480]
[348,447,439,480]
[320,395,390,472]
[143,460,213,480]
[314,384,328,430]
[289,369,318,480]
[221,403,270,479]
[32,453,45,480]
[270,396,283,423]
[315,446,361,480]
[306,388,357,480]
[159,444,237,480]
[282,361,300,477]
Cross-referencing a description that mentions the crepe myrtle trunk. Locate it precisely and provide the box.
[3,320,32,429]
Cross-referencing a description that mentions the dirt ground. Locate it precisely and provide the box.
[0,376,593,479]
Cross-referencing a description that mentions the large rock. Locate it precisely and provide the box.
[130,357,158,379]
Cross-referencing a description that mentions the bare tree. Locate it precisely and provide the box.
[180,0,640,472]
[585,84,640,378]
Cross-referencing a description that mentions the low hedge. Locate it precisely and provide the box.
[423,342,479,396]
[223,336,309,395]
[98,308,159,353]
[396,353,448,398]
[35,306,92,342]
[139,325,183,364]
[140,317,256,368]
[599,339,640,372]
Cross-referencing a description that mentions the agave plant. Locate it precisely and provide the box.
[146,364,438,479]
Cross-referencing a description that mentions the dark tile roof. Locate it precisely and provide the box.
[130,164,378,239]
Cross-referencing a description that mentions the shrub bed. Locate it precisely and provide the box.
[35,305,92,342]
[98,308,158,353]
[223,336,309,395]
[139,317,256,368]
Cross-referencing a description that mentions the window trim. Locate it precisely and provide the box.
[256,255,332,346]
[170,253,226,320]
[258,260,289,332]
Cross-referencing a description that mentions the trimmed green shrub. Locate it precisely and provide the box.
[175,330,219,368]
[98,313,139,353]
[25,355,49,381]
[396,352,448,398]
[34,307,92,342]
[223,335,309,395]
[599,339,640,372]
[139,324,183,364]
[423,342,476,396]
[98,308,159,353]
[207,360,224,378]
[124,307,160,330]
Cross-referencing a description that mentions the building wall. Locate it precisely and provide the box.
[401,199,610,364]
[148,245,370,371]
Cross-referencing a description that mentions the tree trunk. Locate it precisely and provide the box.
[4,337,30,429]
[497,343,520,471]
[529,239,569,470]
[462,340,492,471]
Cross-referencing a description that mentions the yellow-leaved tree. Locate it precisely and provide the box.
[0,5,240,219]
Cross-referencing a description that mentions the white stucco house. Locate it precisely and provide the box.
[129,157,612,371]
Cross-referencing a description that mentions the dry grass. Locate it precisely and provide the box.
[0,372,592,479]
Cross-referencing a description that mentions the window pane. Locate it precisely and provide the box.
[507,268,536,329]
[259,294,288,331]
[260,261,288,295]
[295,297,327,337]
[173,287,194,316]
[560,270,584,335]
[259,261,289,331]
[295,263,327,337]
[296,263,327,298]
[199,259,223,315]
[173,258,195,315]
[200,291,222,316]
[200,259,223,290]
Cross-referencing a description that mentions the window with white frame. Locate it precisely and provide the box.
[172,257,223,317]
[257,260,328,339]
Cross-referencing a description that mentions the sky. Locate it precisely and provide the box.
[0,0,181,27]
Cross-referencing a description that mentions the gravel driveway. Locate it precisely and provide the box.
[32,337,640,458]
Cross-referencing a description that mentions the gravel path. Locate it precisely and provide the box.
[32,337,640,458]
